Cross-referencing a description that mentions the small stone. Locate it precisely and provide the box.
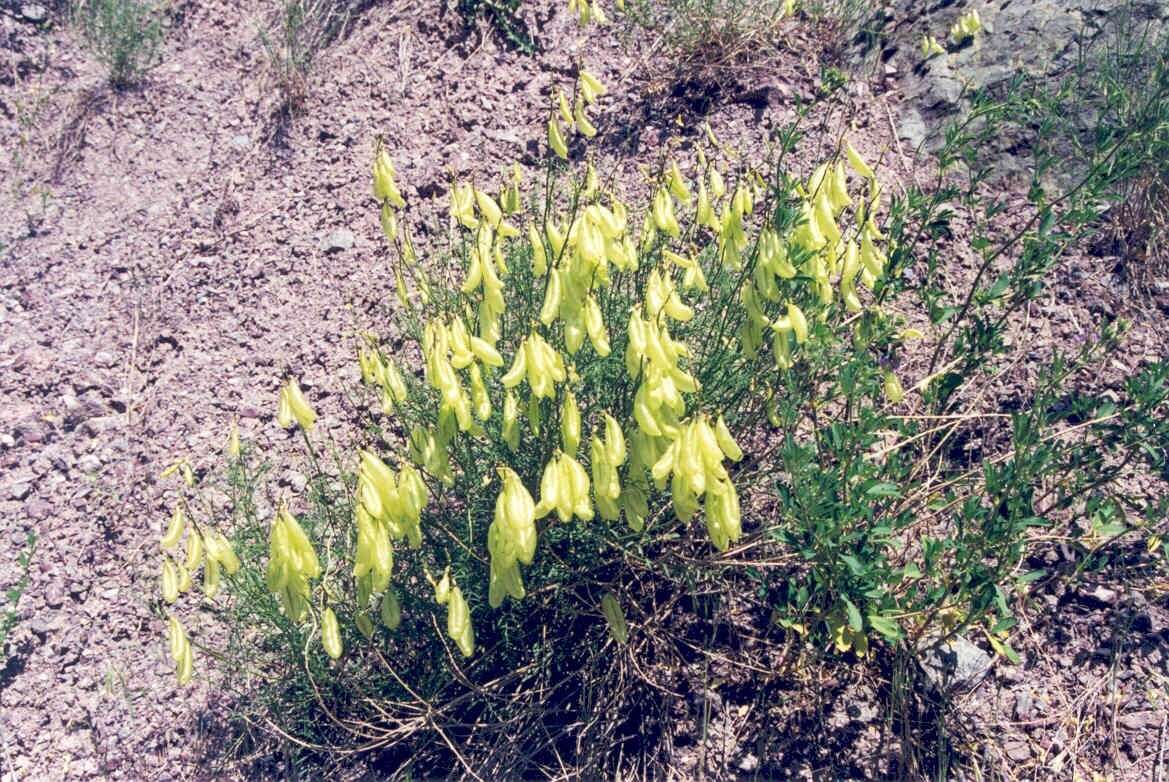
[920,635,993,693]
[287,470,308,493]
[10,482,31,500]
[1015,690,1034,720]
[1075,585,1118,608]
[1004,740,1031,762]
[230,134,251,150]
[78,454,102,473]
[319,229,355,253]
[44,584,66,609]
[0,433,15,448]
[21,4,47,23]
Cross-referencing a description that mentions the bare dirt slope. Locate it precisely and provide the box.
[1,0,1166,779]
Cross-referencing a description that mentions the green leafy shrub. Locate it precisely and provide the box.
[153,67,1168,776]
[74,0,163,88]
[455,0,535,54]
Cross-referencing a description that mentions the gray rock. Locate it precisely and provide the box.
[21,4,47,23]
[919,635,993,693]
[1004,739,1031,762]
[78,454,102,473]
[1076,584,1119,608]
[10,482,31,500]
[230,134,251,151]
[319,228,355,253]
[1014,689,1034,720]
[867,0,1169,179]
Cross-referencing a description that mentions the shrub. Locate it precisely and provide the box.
[153,65,1168,775]
[622,0,797,77]
[0,533,37,669]
[74,0,163,88]
[259,0,364,114]
[455,0,535,54]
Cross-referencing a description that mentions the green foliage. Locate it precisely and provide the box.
[259,0,363,112]
[623,0,795,73]
[74,0,163,88]
[1068,10,1169,287]
[455,0,535,54]
[0,533,38,667]
[163,72,1167,776]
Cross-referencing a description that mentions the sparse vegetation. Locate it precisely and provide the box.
[74,0,164,88]
[0,534,37,669]
[259,0,365,115]
[455,0,535,53]
[623,0,796,76]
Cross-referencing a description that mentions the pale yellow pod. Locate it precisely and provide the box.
[548,116,569,160]
[161,505,186,550]
[446,586,475,657]
[529,224,548,276]
[557,90,574,125]
[470,336,503,367]
[321,607,343,660]
[574,99,598,139]
[786,302,809,344]
[667,160,691,204]
[176,638,194,685]
[560,390,581,456]
[284,378,317,430]
[540,269,563,325]
[714,415,743,462]
[167,614,185,661]
[501,340,528,388]
[502,392,521,452]
[226,419,241,458]
[474,188,503,226]
[578,69,607,102]
[884,371,905,404]
[846,141,875,180]
[203,556,221,598]
[184,531,204,573]
[161,557,179,604]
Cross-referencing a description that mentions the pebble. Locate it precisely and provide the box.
[10,482,32,500]
[319,229,355,253]
[78,454,103,473]
[1075,585,1119,608]
[21,3,47,23]
[1004,740,1031,762]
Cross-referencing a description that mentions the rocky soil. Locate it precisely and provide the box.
[0,0,1166,779]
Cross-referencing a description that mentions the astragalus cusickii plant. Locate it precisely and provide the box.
[155,64,1168,775]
